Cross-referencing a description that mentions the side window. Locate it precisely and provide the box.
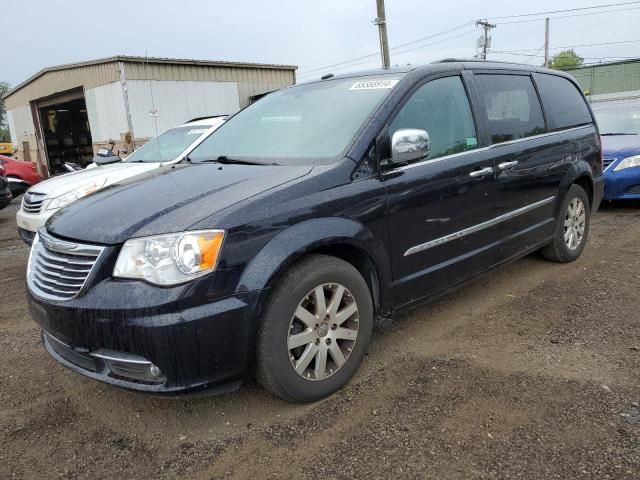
[535,74,593,130]
[474,74,546,144]
[389,76,478,161]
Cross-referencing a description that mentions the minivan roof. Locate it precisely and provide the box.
[298,60,576,85]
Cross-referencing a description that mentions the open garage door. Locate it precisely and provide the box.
[35,89,94,175]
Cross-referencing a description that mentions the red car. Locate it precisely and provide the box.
[0,155,43,196]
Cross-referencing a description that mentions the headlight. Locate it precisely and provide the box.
[113,230,225,286]
[47,179,107,210]
[613,155,640,172]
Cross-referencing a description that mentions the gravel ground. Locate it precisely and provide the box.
[0,198,638,479]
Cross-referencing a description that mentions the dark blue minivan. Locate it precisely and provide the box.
[26,61,603,402]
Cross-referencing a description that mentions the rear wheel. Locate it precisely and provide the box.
[542,184,590,263]
[256,254,373,402]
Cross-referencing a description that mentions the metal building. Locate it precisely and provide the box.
[4,56,297,176]
[565,59,640,104]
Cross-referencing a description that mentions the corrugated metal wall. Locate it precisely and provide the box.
[5,58,296,165]
[126,80,240,139]
[123,62,295,107]
[5,106,37,163]
[84,82,129,143]
[4,62,120,110]
[567,61,640,97]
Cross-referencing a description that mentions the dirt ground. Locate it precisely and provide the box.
[0,198,638,479]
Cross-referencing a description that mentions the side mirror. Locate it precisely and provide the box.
[390,129,431,164]
[92,155,122,166]
[92,148,122,166]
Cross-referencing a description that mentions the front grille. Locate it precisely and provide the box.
[603,156,617,171]
[27,230,105,302]
[22,192,47,214]
[626,184,640,195]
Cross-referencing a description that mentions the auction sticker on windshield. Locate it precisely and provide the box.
[350,79,399,90]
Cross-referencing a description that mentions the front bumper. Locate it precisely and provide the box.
[28,281,263,394]
[16,208,50,237]
[603,167,640,200]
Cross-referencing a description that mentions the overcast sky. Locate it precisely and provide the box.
[4,0,640,86]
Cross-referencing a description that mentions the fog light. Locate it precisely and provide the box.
[91,349,166,383]
[149,364,162,378]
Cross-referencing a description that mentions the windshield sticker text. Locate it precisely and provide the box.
[349,80,399,91]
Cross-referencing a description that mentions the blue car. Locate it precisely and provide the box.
[593,101,640,200]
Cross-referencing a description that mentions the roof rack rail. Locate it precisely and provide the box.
[186,114,228,123]
[431,58,485,63]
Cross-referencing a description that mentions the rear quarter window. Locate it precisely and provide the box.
[534,74,593,130]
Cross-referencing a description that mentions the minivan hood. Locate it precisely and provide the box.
[601,135,640,159]
[47,163,313,244]
[31,162,158,198]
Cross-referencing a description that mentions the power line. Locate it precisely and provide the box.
[298,29,477,79]
[298,1,640,80]
[492,51,640,61]
[389,29,477,58]
[297,21,474,77]
[490,1,640,20]
[496,38,640,53]
[495,5,640,25]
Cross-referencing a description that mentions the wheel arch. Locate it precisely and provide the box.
[558,161,595,210]
[237,217,393,320]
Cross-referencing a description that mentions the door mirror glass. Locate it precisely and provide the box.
[391,129,431,164]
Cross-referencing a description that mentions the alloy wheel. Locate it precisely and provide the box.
[564,197,586,251]
[287,283,359,381]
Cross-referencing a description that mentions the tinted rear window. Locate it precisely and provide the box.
[475,74,546,144]
[535,74,593,130]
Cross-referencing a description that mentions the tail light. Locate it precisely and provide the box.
[31,163,37,171]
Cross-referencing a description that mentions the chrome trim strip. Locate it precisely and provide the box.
[391,146,490,172]
[404,196,556,256]
[390,125,592,173]
[90,350,153,365]
[602,157,617,172]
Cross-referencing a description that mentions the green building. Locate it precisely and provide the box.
[565,59,640,104]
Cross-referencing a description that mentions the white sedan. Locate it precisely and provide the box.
[16,116,225,244]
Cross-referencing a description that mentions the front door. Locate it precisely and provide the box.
[383,74,501,308]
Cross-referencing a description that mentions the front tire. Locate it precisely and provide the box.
[542,184,590,263]
[256,254,373,402]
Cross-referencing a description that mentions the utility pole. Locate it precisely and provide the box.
[476,19,496,60]
[374,0,391,68]
[544,17,550,67]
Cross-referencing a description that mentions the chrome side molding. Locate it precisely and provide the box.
[404,196,556,256]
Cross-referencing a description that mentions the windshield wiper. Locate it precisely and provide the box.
[601,132,638,136]
[199,156,279,166]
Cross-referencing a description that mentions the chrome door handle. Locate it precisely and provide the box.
[469,167,494,178]
[498,160,519,170]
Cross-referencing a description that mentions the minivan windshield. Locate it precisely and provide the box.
[125,125,211,163]
[188,76,402,165]
[593,100,640,135]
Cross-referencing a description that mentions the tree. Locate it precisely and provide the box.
[549,49,584,70]
[0,81,11,142]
